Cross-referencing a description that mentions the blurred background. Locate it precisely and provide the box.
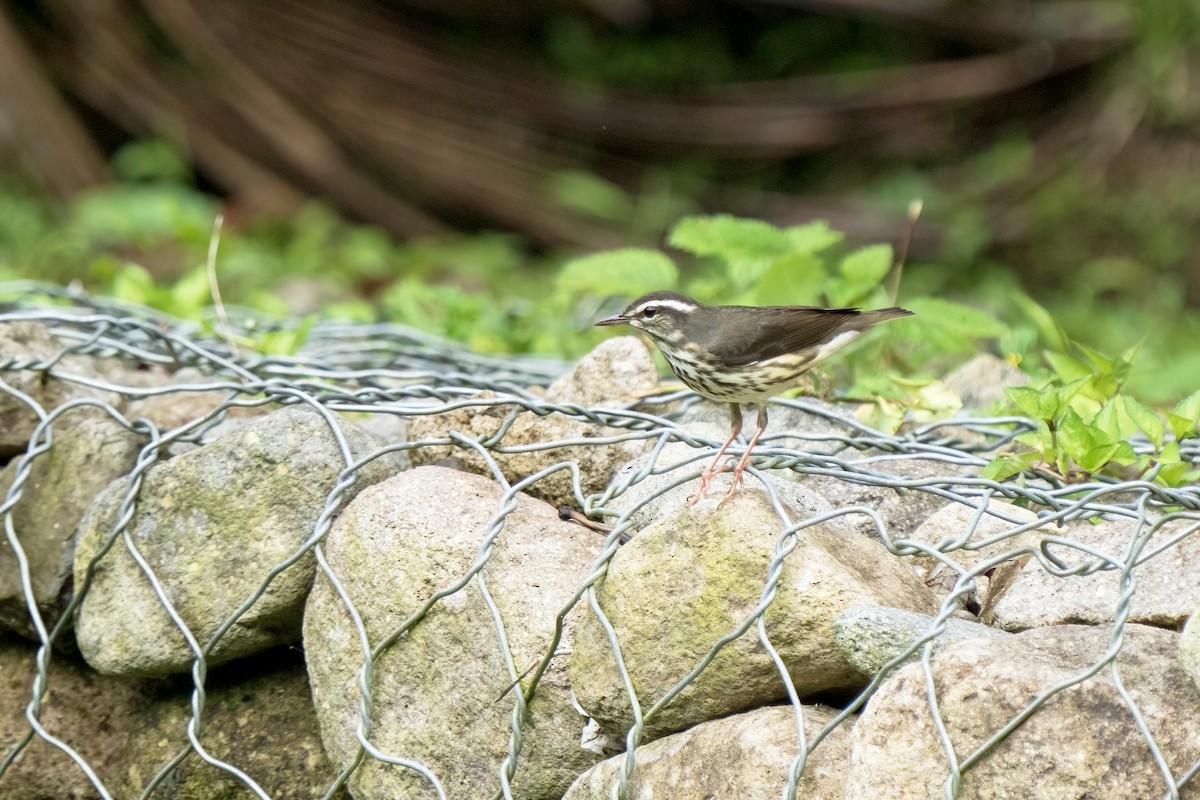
[0,0,1197,399]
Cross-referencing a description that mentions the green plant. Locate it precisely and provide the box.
[983,341,1200,487]
[567,213,1009,426]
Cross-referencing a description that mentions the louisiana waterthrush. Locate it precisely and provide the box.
[596,291,912,503]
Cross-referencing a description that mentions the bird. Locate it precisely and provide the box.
[596,291,912,504]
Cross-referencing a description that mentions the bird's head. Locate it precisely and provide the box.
[595,291,702,346]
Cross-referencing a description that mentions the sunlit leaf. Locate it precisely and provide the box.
[1012,291,1070,353]
[982,453,1039,481]
[668,215,792,260]
[1122,396,1164,448]
[1044,350,1091,383]
[783,220,843,254]
[557,249,678,297]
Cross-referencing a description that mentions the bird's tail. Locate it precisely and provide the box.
[851,306,914,330]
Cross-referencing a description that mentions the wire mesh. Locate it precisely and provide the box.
[1,283,1198,800]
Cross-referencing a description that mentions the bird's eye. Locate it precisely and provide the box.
[642,306,657,319]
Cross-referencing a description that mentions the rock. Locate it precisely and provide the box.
[988,516,1200,631]
[304,466,606,800]
[833,605,1009,678]
[562,704,851,800]
[0,321,122,456]
[569,485,937,739]
[802,453,970,541]
[0,638,153,799]
[675,396,861,457]
[0,408,143,640]
[603,437,841,536]
[123,368,273,434]
[117,652,348,799]
[1181,601,1200,691]
[72,406,404,676]
[408,337,658,507]
[846,624,1200,799]
[943,354,1027,412]
[904,500,1052,613]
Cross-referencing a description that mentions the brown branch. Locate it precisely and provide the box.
[0,5,109,200]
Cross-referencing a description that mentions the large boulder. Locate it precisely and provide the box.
[563,704,852,800]
[569,484,938,739]
[0,408,142,639]
[0,639,152,799]
[117,654,348,799]
[988,516,1200,631]
[72,405,404,676]
[0,321,122,456]
[846,624,1200,799]
[304,466,606,800]
[408,336,658,507]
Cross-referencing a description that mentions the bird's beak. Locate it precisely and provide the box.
[595,314,629,327]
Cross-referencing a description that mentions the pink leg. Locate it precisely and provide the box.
[718,404,768,507]
[687,404,742,506]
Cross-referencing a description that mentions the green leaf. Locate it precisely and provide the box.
[1092,400,1124,440]
[1044,351,1092,383]
[1122,396,1164,448]
[546,170,634,225]
[557,249,678,297]
[1005,386,1044,420]
[1012,291,1070,353]
[1107,441,1139,466]
[982,453,1039,481]
[783,220,843,254]
[899,297,1010,339]
[668,215,792,260]
[838,244,892,288]
[1170,390,1200,439]
[1056,407,1097,463]
[1157,461,1191,486]
[1075,343,1116,376]
[743,252,826,306]
[1157,440,1182,464]
[1075,442,1120,473]
[110,263,156,305]
[1042,377,1089,420]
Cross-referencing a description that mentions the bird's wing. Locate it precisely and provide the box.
[701,306,863,367]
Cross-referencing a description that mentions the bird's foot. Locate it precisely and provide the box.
[687,458,732,506]
[716,465,747,508]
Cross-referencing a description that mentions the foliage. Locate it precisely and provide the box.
[983,342,1200,487]
[1,149,1198,487]
[568,213,1007,430]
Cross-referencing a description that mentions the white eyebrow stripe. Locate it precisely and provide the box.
[632,299,697,315]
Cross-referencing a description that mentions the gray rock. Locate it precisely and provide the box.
[0,638,153,799]
[0,321,122,455]
[569,486,937,739]
[676,396,861,456]
[1181,601,1200,691]
[562,704,851,800]
[846,624,1200,799]
[0,408,143,640]
[72,406,404,676]
[834,605,1008,677]
[304,466,606,800]
[988,516,1200,631]
[905,500,1051,612]
[123,368,273,433]
[408,336,658,508]
[603,437,840,535]
[943,354,1027,411]
[118,655,348,799]
[801,453,970,540]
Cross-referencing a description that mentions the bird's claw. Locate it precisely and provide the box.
[716,467,746,508]
[687,457,733,506]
